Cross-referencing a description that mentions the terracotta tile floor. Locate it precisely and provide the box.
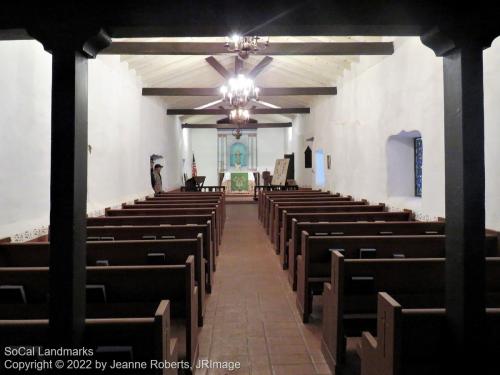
[195,204,333,375]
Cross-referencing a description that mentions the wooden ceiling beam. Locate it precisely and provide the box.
[249,56,273,78]
[101,42,394,56]
[205,56,231,79]
[168,108,310,115]
[144,87,336,96]
[235,56,243,75]
[182,123,292,129]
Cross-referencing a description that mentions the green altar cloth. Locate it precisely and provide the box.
[230,173,249,192]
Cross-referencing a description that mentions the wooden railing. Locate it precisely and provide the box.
[180,185,226,192]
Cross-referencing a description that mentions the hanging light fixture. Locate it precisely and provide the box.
[220,74,260,107]
[225,34,269,59]
[229,107,250,124]
[229,107,250,139]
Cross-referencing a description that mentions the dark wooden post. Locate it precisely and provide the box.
[421,30,494,372]
[48,47,89,345]
[443,42,485,358]
[28,28,110,345]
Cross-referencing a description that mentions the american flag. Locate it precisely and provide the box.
[192,154,197,177]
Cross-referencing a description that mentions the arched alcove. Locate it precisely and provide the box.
[386,130,423,197]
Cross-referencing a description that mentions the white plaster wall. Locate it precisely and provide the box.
[484,38,500,230]
[256,128,286,173]
[294,37,445,220]
[190,129,219,186]
[290,115,312,187]
[87,55,183,213]
[0,42,186,239]
[0,41,51,238]
[292,37,500,230]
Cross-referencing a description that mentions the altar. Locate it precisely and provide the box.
[222,172,255,194]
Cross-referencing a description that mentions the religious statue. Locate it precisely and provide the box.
[234,150,242,170]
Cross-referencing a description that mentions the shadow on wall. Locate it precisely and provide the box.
[386,130,422,197]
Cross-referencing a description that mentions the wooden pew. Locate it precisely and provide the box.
[360,292,500,375]
[296,233,447,322]
[265,197,357,234]
[263,195,351,227]
[270,201,372,243]
[322,253,443,374]
[105,208,222,246]
[273,204,387,249]
[0,301,178,374]
[322,252,499,373]
[87,214,219,256]
[124,202,224,244]
[132,198,225,227]
[258,190,329,222]
[86,223,216,283]
[259,191,332,223]
[284,220,445,273]
[0,238,206,326]
[155,192,224,207]
[297,233,499,323]
[0,259,198,367]
[127,201,225,235]
[283,211,413,285]
[146,192,226,223]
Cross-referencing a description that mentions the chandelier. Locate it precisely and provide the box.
[225,35,269,59]
[220,74,259,107]
[229,107,250,124]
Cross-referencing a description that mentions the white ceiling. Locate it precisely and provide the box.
[114,36,395,123]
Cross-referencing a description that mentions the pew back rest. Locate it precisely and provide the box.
[86,224,210,241]
[0,237,203,270]
[293,220,445,239]
[285,212,413,243]
[0,260,195,319]
[305,233,446,263]
[105,208,216,217]
[291,220,446,260]
[124,203,218,209]
[279,205,385,222]
[87,214,212,226]
[331,252,447,314]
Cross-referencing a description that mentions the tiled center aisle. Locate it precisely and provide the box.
[196,204,331,375]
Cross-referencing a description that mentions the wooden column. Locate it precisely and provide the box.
[48,47,89,345]
[422,30,494,372]
[29,28,110,345]
[443,42,486,370]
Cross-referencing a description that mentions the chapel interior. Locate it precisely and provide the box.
[0,2,499,375]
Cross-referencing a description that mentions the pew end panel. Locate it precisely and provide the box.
[153,299,179,374]
[185,256,199,371]
[360,292,403,375]
[360,292,451,375]
[287,219,298,286]
[296,230,314,323]
[321,251,347,372]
